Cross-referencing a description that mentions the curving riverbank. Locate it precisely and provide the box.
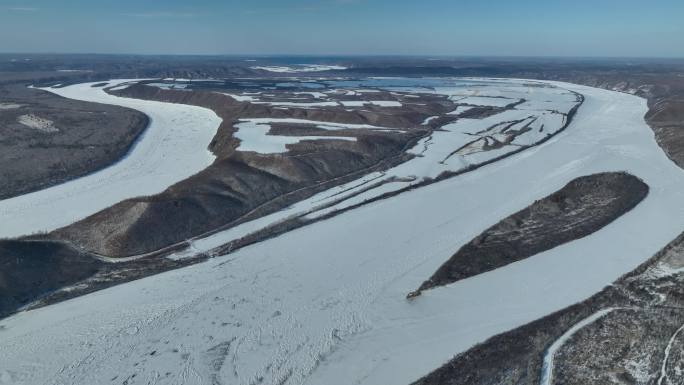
[0,80,221,238]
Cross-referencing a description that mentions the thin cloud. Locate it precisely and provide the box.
[241,0,359,16]
[122,11,196,18]
[243,4,321,15]
[6,7,39,12]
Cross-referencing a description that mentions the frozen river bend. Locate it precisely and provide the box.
[2,80,684,385]
[0,81,221,238]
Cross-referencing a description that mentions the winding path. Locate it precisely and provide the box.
[540,308,618,385]
[657,322,684,385]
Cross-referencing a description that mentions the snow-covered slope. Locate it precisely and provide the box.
[0,81,221,238]
[2,81,684,385]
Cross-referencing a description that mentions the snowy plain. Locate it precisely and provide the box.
[0,80,221,238]
[2,79,684,385]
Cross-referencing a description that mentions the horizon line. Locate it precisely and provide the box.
[1,52,684,60]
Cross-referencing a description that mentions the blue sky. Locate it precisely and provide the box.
[0,0,682,57]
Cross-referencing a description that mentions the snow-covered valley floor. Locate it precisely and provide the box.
[0,81,221,238]
[2,81,684,385]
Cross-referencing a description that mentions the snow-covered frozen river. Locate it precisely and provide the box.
[0,81,221,238]
[2,80,684,385]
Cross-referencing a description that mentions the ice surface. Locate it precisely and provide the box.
[218,92,259,102]
[107,84,131,91]
[0,80,221,238]
[234,119,356,154]
[2,80,683,385]
[252,65,347,73]
[276,82,325,89]
[254,101,339,108]
[230,117,398,132]
[294,92,327,98]
[458,96,520,107]
[339,100,402,107]
[147,82,188,90]
[448,105,475,115]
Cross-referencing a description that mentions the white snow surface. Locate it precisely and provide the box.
[294,91,327,98]
[254,101,339,108]
[107,84,131,91]
[448,105,475,115]
[258,81,577,219]
[339,100,402,107]
[422,115,439,125]
[3,80,684,385]
[218,92,259,102]
[0,80,221,238]
[234,119,356,154]
[252,64,347,73]
[457,96,519,107]
[231,117,397,132]
[0,103,23,110]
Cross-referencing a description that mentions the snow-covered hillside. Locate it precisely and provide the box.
[2,80,683,385]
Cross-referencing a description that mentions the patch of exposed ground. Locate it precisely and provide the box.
[410,230,684,385]
[411,172,648,296]
[0,84,148,199]
[17,114,58,132]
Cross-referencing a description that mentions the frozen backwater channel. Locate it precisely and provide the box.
[2,80,684,385]
[0,80,221,238]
